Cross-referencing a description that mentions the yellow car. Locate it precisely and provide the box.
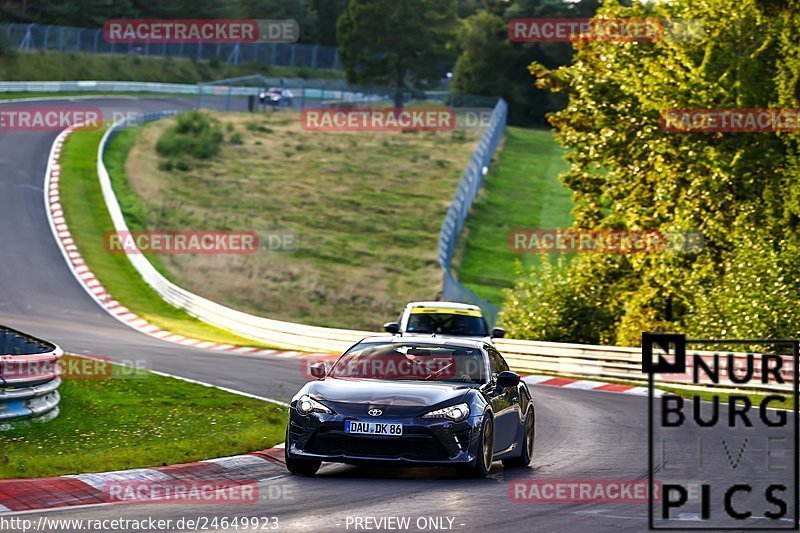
[383,301,504,343]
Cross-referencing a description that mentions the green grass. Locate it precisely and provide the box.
[0,355,286,479]
[59,126,281,348]
[0,50,341,82]
[454,127,573,305]
[117,111,481,330]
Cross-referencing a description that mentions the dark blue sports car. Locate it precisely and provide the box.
[285,336,535,477]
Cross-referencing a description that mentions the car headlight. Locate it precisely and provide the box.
[296,394,333,415]
[421,403,469,422]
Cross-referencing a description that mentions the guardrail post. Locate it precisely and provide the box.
[18,24,34,51]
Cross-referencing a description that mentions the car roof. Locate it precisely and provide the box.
[405,301,483,313]
[357,335,486,350]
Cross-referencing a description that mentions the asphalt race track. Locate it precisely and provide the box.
[0,98,791,532]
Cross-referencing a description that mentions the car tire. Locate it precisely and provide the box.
[284,429,321,476]
[458,416,493,478]
[502,408,534,468]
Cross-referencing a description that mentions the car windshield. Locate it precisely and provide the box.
[406,312,488,336]
[331,342,487,383]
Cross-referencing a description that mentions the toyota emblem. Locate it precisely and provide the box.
[368,408,382,417]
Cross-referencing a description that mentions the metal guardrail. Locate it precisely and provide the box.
[0,325,64,424]
[498,338,798,393]
[438,99,508,327]
[0,80,212,95]
[3,22,341,70]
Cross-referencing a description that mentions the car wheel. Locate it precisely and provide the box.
[284,428,321,476]
[502,408,534,468]
[458,416,493,478]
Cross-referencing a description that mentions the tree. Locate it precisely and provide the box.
[501,0,800,344]
[451,0,601,126]
[337,0,455,107]
[237,0,319,43]
[451,11,512,100]
[309,0,348,46]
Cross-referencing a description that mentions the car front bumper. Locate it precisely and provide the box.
[287,409,482,466]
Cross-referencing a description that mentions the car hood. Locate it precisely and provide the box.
[306,378,472,417]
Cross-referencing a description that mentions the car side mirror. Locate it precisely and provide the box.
[309,362,327,379]
[491,327,505,338]
[384,322,400,334]
[496,370,520,389]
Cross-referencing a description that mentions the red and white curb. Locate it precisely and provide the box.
[43,124,335,363]
[523,375,660,396]
[0,445,286,514]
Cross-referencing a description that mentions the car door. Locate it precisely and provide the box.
[486,346,517,453]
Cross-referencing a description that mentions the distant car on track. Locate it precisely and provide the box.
[285,336,534,477]
[383,301,505,343]
[259,87,293,108]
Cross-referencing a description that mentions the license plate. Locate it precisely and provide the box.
[345,421,403,436]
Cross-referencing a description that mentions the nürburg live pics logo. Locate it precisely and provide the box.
[644,332,799,530]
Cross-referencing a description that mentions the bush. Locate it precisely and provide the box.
[229,132,244,145]
[500,255,626,345]
[156,111,223,160]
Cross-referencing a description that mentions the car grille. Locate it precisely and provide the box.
[306,430,450,460]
